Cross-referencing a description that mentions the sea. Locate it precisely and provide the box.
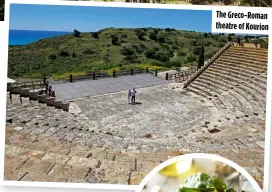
[9,29,73,45]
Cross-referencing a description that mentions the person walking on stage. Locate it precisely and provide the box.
[130,88,137,104]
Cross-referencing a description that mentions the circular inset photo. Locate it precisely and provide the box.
[137,154,262,192]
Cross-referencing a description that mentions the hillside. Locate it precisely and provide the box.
[0,0,4,21]
[8,28,229,79]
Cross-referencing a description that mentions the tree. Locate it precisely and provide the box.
[158,36,166,43]
[73,29,81,37]
[149,32,158,41]
[120,47,134,56]
[92,32,99,39]
[197,45,205,69]
[48,54,57,61]
[111,35,119,45]
[135,30,145,41]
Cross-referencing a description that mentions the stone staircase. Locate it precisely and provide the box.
[180,45,267,186]
[8,83,70,112]
[186,45,267,121]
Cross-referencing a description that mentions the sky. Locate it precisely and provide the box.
[9,4,212,32]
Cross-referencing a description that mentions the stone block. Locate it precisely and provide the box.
[19,159,55,175]
[62,102,70,112]
[19,88,31,97]
[21,173,68,182]
[41,152,70,164]
[29,90,38,101]
[49,164,90,179]
[66,156,98,169]
[54,100,63,109]
[130,171,146,185]
[10,85,22,94]
[46,97,56,106]
[38,94,47,103]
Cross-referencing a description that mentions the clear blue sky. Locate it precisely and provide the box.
[10,4,212,32]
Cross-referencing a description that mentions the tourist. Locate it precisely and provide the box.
[48,86,52,97]
[254,40,258,48]
[130,88,137,104]
[45,81,49,94]
[51,90,56,97]
[128,89,131,104]
[237,36,241,46]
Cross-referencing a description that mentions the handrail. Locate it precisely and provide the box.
[183,42,233,88]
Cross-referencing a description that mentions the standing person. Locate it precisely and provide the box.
[51,90,56,97]
[127,89,131,104]
[254,40,258,48]
[45,81,49,94]
[237,36,241,46]
[130,88,137,104]
[48,86,52,97]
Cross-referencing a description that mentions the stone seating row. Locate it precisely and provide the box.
[204,70,266,103]
[217,57,267,69]
[225,51,268,60]
[213,62,265,74]
[214,60,266,72]
[206,68,252,84]
[197,72,265,114]
[230,46,268,52]
[228,47,268,55]
[190,81,236,112]
[223,52,268,63]
[204,69,266,99]
[9,85,70,112]
[209,65,258,79]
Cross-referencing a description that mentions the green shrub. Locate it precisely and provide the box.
[74,29,81,37]
[158,36,166,43]
[185,55,197,63]
[177,51,187,56]
[170,60,181,67]
[149,32,158,41]
[83,49,95,54]
[58,50,70,57]
[193,46,202,55]
[111,35,119,45]
[120,47,134,56]
[92,32,99,39]
[48,54,57,61]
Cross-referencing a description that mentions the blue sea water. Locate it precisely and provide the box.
[9,30,73,45]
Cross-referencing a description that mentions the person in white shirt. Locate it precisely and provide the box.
[127,89,131,104]
[130,88,137,104]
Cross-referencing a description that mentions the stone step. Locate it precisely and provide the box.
[208,67,257,81]
[212,63,261,77]
[223,52,268,62]
[198,72,264,114]
[216,58,267,70]
[205,68,252,84]
[229,47,268,55]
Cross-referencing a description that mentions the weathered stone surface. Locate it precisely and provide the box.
[19,159,55,175]
[49,164,89,179]
[4,46,267,187]
[66,156,98,168]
